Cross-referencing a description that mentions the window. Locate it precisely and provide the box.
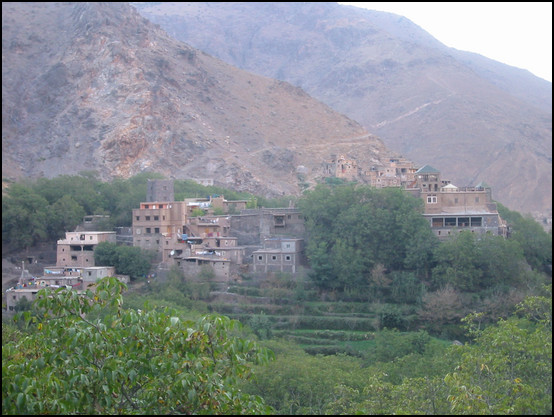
[475,197,480,203]
[136,228,141,235]
[154,228,160,233]
[146,228,151,234]
[258,255,263,261]
[471,217,482,226]
[285,255,291,261]
[145,216,151,221]
[427,195,437,204]
[272,255,277,261]
[154,216,159,221]
[136,216,140,221]
[445,218,456,227]
[454,198,458,204]
[144,205,149,209]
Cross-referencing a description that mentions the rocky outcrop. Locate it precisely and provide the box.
[2,2,391,198]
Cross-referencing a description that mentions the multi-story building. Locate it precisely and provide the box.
[146,179,174,202]
[56,231,117,267]
[364,156,417,188]
[252,237,306,274]
[323,154,359,181]
[407,165,508,239]
[132,201,188,259]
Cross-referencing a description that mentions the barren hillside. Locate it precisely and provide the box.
[2,2,393,198]
[132,2,552,219]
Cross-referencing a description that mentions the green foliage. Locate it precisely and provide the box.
[242,339,365,415]
[190,208,206,217]
[2,183,50,250]
[431,231,529,292]
[2,277,274,415]
[498,203,552,273]
[445,285,552,414]
[322,288,552,415]
[298,184,437,292]
[3,172,278,253]
[248,311,273,340]
[94,241,153,280]
[367,329,432,364]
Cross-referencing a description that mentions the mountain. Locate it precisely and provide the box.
[131,2,552,219]
[2,2,399,198]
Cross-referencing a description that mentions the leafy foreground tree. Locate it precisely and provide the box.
[323,285,552,415]
[2,277,274,415]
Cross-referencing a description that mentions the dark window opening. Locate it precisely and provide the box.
[445,218,457,227]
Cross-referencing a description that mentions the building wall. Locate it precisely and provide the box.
[81,266,116,283]
[56,232,116,267]
[230,208,305,245]
[252,237,305,274]
[252,251,299,274]
[146,179,174,202]
[132,201,187,258]
[174,258,231,281]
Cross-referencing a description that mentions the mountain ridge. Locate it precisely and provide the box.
[2,2,395,198]
[131,2,552,219]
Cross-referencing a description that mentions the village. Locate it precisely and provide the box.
[4,154,508,311]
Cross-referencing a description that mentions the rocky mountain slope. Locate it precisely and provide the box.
[2,2,395,198]
[132,2,552,218]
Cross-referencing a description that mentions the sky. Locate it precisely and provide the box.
[339,2,552,82]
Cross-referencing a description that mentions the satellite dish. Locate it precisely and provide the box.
[170,250,175,256]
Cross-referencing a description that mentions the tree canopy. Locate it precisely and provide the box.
[2,277,274,415]
[297,184,438,292]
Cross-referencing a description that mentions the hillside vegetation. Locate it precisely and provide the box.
[2,173,552,414]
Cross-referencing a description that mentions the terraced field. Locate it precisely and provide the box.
[207,275,417,357]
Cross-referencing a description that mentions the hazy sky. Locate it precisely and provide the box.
[339,2,552,82]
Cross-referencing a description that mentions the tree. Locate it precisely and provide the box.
[2,183,50,251]
[445,285,552,414]
[419,285,466,335]
[498,203,553,273]
[115,245,153,280]
[431,231,483,291]
[2,277,274,415]
[94,242,153,280]
[93,241,119,268]
[46,195,86,240]
[298,184,436,293]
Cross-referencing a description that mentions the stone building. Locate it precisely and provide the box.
[56,231,117,267]
[146,179,174,202]
[406,165,508,239]
[252,237,306,274]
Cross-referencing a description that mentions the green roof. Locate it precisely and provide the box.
[415,164,440,174]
